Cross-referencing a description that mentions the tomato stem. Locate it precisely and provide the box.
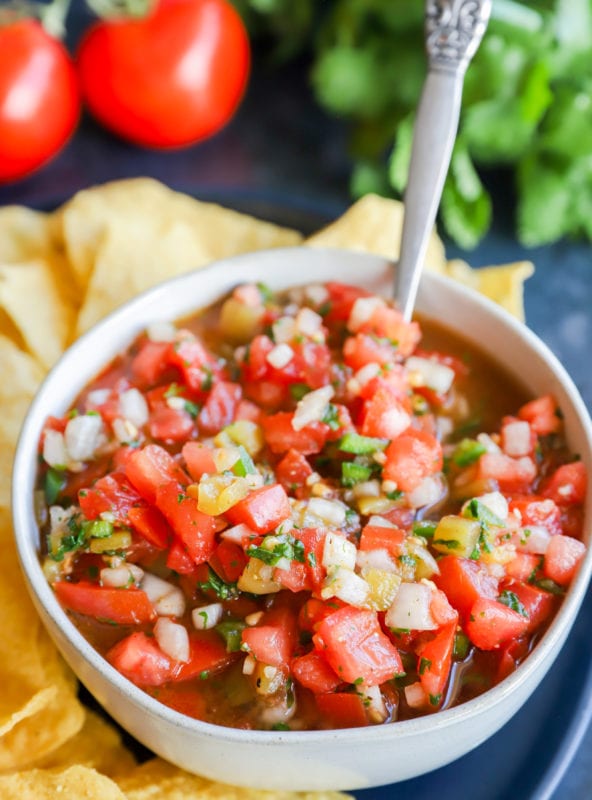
[85,0,154,20]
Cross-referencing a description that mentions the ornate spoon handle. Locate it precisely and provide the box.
[394,0,491,321]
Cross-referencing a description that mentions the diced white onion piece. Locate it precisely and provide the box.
[476,491,508,521]
[487,561,506,579]
[367,515,397,529]
[266,343,294,369]
[436,416,454,441]
[304,284,329,305]
[141,573,186,617]
[348,296,385,332]
[307,497,346,527]
[245,611,264,626]
[503,420,532,457]
[406,356,455,395]
[322,532,357,571]
[86,388,110,407]
[356,547,397,573]
[296,307,323,337]
[321,567,370,607]
[192,602,224,630]
[100,564,144,588]
[292,385,334,431]
[272,316,297,344]
[477,433,502,454]
[243,654,256,675]
[356,683,387,723]
[385,582,437,631]
[64,414,104,461]
[518,525,551,554]
[119,388,149,428]
[147,321,177,342]
[43,430,68,468]
[408,543,440,577]
[405,681,428,709]
[154,617,190,663]
[407,475,443,509]
[355,362,381,387]
[352,480,381,499]
[112,417,138,444]
[49,505,75,532]
[166,395,186,411]
[220,522,255,544]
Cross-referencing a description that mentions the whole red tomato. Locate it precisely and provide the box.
[0,19,80,183]
[77,0,250,149]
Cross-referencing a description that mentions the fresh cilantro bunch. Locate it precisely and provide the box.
[239,0,592,249]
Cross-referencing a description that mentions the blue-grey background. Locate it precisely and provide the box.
[1,6,591,797]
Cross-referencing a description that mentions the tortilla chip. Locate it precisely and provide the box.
[0,510,84,772]
[35,709,136,777]
[0,766,126,799]
[117,757,353,800]
[445,259,534,321]
[0,260,74,369]
[305,194,447,274]
[57,178,302,293]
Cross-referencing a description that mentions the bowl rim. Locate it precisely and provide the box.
[11,245,592,746]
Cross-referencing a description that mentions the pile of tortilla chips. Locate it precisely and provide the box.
[0,178,533,798]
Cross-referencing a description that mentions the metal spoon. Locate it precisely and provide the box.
[394,0,492,321]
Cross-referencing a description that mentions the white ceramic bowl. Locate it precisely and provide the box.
[12,248,592,792]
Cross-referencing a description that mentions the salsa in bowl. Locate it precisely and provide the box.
[12,248,592,790]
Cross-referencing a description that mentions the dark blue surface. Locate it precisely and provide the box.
[2,6,591,796]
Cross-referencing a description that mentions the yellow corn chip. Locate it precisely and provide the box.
[0,765,126,799]
[305,194,447,274]
[117,757,353,800]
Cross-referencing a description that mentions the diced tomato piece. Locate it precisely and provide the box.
[541,461,587,506]
[275,449,313,492]
[508,495,562,536]
[518,395,561,435]
[359,524,406,559]
[360,306,421,358]
[343,333,396,371]
[243,379,287,410]
[149,406,194,442]
[416,620,457,704]
[465,597,529,650]
[155,482,217,565]
[166,538,199,574]
[240,334,274,381]
[127,505,171,549]
[182,442,216,481]
[226,484,291,534]
[262,412,329,455]
[477,453,536,493]
[198,381,242,435]
[274,527,327,593]
[496,636,530,682]
[429,589,459,626]
[292,650,341,693]
[324,282,372,324]
[543,534,586,586]
[241,607,298,669]
[505,552,541,582]
[78,472,143,522]
[208,540,248,584]
[54,581,155,624]
[112,445,137,470]
[433,555,499,619]
[298,598,346,633]
[125,444,189,503]
[107,632,175,686]
[168,332,223,395]
[315,692,369,728]
[360,386,411,440]
[150,683,206,719]
[131,341,172,388]
[235,399,262,423]
[174,631,238,681]
[313,606,403,686]
[383,428,443,492]
[501,579,557,633]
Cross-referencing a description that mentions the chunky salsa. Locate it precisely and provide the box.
[37,281,587,731]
